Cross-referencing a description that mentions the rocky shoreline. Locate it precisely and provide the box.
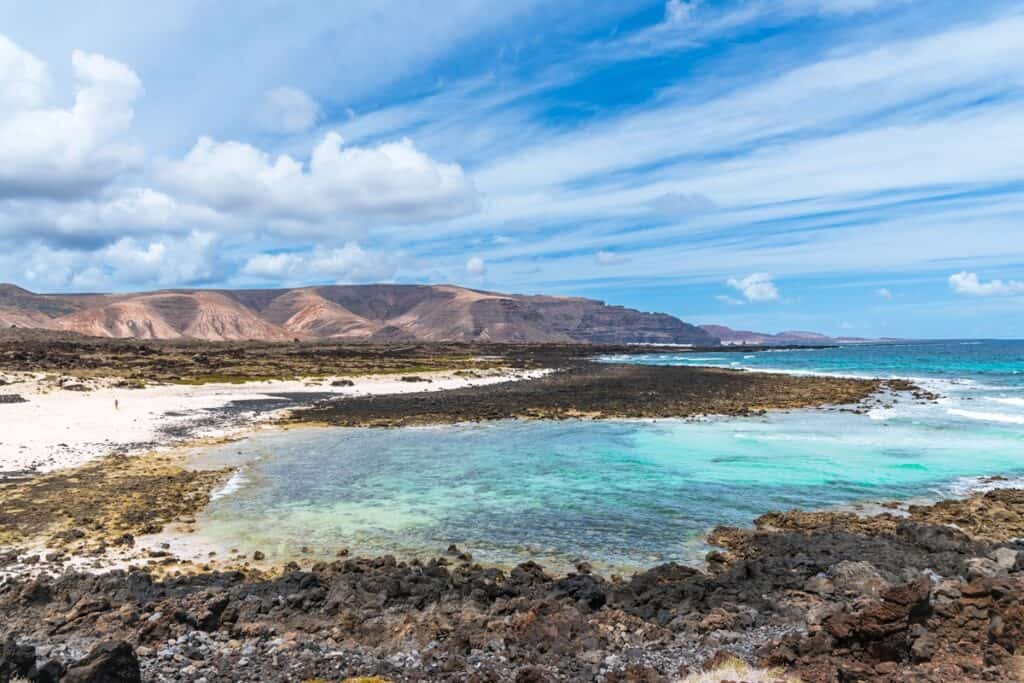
[2,337,984,681]
[287,362,896,427]
[2,487,1024,682]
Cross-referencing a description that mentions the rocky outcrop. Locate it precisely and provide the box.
[63,641,140,683]
[0,283,717,345]
[5,489,1024,681]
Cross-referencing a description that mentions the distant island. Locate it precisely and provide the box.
[699,324,902,346]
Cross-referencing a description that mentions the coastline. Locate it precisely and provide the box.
[0,358,897,582]
[3,341,1020,680]
[4,476,1024,681]
[0,366,550,476]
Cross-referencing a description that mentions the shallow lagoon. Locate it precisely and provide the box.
[191,409,1024,572]
[189,341,1024,572]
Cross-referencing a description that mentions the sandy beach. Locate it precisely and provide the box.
[0,367,550,476]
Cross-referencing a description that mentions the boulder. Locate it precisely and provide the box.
[1,637,35,681]
[991,547,1019,572]
[803,573,835,596]
[829,560,890,598]
[63,641,140,683]
[964,557,1001,581]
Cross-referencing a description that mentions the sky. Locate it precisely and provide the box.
[0,0,1022,338]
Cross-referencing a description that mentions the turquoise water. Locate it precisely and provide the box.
[192,341,1024,572]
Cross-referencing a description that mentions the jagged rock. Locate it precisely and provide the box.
[63,641,141,683]
[1,638,35,681]
[803,573,835,596]
[553,573,607,610]
[964,557,1001,580]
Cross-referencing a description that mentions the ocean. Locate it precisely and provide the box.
[189,340,1024,573]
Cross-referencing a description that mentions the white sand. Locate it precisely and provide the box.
[0,368,549,475]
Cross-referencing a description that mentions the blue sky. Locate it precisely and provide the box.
[0,1,1022,338]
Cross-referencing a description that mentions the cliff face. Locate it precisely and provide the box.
[0,283,718,345]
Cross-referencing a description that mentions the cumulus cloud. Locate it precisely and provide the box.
[257,87,320,134]
[949,271,1024,297]
[241,243,397,283]
[877,288,893,299]
[465,256,486,276]
[0,187,223,248]
[95,231,218,286]
[0,35,49,110]
[0,37,143,200]
[726,273,780,302]
[5,231,219,292]
[594,250,630,266]
[160,132,477,225]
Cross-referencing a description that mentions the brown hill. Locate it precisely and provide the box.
[0,283,717,345]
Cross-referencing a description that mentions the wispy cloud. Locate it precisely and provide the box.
[0,1,1021,336]
[595,250,631,266]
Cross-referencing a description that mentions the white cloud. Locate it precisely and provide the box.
[726,273,780,302]
[242,243,396,283]
[5,231,219,291]
[665,0,700,24]
[594,250,630,266]
[0,34,49,110]
[949,271,1024,297]
[0,186,224,246]
[0,37,143,199]
[97,231,218,286]
[257,87,320,134]
[161,132,477,225]
[715,294,745,306]
[465,256,486,276]
[877,288,893,299]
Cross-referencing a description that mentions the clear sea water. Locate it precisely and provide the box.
[190,340,1024,573]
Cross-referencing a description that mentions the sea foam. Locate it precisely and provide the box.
[946,408,1024,425]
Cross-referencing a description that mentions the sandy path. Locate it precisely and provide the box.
[0,368,549,475]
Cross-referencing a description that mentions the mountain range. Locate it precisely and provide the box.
[0,283,718,345]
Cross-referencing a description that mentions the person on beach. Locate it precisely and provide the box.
[114,398,119,410]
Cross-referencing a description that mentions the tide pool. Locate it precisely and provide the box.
[190,361,1024,573]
